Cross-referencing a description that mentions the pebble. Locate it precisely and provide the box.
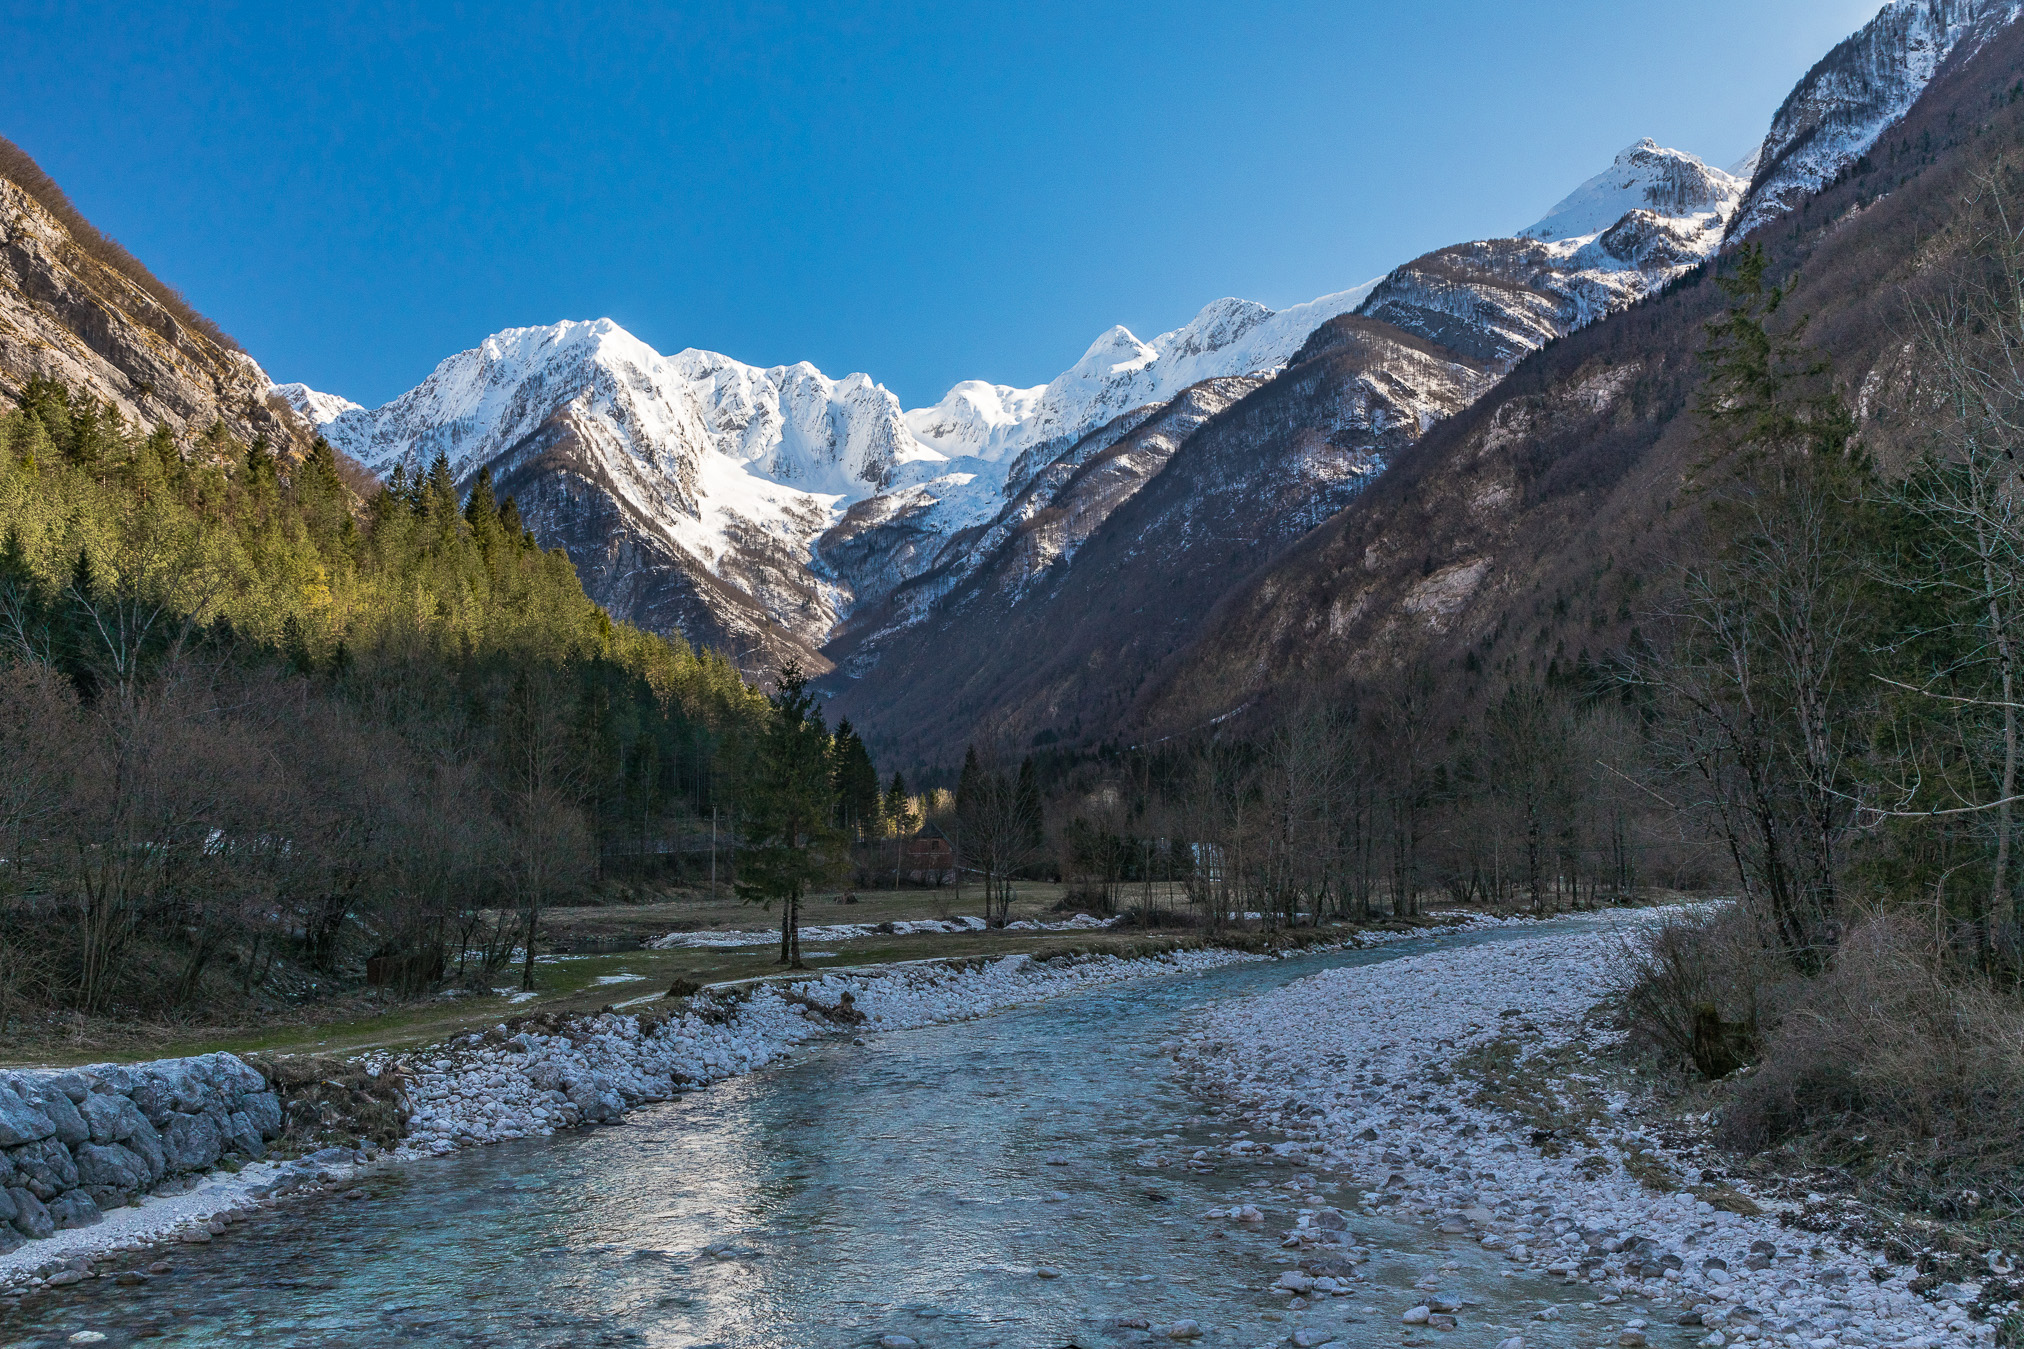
[1172,912,1993,1349]
[394,948,1260,1155]
[1034,1265,1062,1279]
[876,1337,919,1348]
[1164,1322,1204,1341]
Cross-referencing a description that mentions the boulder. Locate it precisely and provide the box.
[74,1141,150,1193]
[127,1070,177,1127]
[0,1084,53,1148]
[7,1186,51,1238]
[213,1054,267,1096]
[80,1091,150,1145]
[125,1126,166,1182]
[23,1085,88,1146]
[43,1071,88,1104]
[162,1112,223,1172]
[45,1190,102,1229]
[225,1111,267,1158]
[8,1136,78,1198]
[236,1091,283,1139]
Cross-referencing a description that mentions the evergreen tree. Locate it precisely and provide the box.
[734,664,846,967]
[1015,756,1043,851]
[464,466,502,558]
[883,771,912,833]
[955,745,984,826]
[829,718,881,836]
[499,495,527,547]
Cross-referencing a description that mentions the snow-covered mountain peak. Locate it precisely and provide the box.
[1070,325,1160,381]
[1520,140,1744,243]
[1731,0,2024,239]
[272,382,362,428]
[1154,297,1273,360]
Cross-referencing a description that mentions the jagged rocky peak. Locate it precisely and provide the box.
[290,317,924,500]
[903,380,1045,461]
[1521,140,1744,242]
[1732,0,2024,238]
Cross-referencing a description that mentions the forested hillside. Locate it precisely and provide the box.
[0,374,766,1024]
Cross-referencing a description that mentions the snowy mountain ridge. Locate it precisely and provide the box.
[1731,0,2024,238]
[1520,139,1746,243]
[277,0,1996,678]
[275,143,1745,672]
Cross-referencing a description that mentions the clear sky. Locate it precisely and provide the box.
[1,0,1886,411]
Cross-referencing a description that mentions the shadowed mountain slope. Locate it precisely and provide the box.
[1131,16,2024,749]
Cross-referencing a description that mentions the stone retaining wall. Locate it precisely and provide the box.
[0,1055,282,1249]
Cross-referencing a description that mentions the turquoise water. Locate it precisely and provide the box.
[0,925,1645,1348]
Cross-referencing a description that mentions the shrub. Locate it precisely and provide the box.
[1720,912,2024,1218]
[1616,905,1784,1079]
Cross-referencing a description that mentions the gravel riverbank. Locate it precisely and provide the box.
[1174,911,2005,1349]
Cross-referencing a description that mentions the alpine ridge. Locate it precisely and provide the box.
[270,0,2021,754]
[1729,0,2024,238]
[278,142,1743,685]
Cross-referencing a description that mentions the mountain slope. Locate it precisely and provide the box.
[1731,0,2023,238]
[821,144,1747,763]
[279,288,1389,673]
[1137,9,2024,751]
[0,142,312,458]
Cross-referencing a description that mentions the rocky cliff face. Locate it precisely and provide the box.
[1731,0,2023,239]
[0,176,310,456]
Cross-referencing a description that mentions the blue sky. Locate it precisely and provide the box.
[2,0,1883,410]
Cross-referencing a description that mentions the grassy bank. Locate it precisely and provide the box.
[0,882,1501,1068]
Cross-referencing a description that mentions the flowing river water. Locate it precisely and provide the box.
[0,925,1643,1349]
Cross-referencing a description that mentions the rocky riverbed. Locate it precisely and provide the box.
[1173,910,2008,1349]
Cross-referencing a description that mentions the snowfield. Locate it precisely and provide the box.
[1174,912,2000,1349]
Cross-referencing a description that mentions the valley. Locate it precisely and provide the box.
[1,3,2022,1346]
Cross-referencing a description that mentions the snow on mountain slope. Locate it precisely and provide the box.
[278,285,1392,668]
[276,136,1742,675]
[900,284,1379,472]
[272,382,362,428]
[1731,0,2023,239]
[1360,145,1741,371]
[1521,139,1744,243]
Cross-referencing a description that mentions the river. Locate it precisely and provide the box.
[0,924,1636,1348]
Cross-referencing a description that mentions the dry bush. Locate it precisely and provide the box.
[1722,911,2024,1214]
[1616,905,1786,1079]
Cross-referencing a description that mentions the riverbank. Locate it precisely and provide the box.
[0,910,1535,1295]
[0,901,1518,1069]
[1174,910,2008,1349]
